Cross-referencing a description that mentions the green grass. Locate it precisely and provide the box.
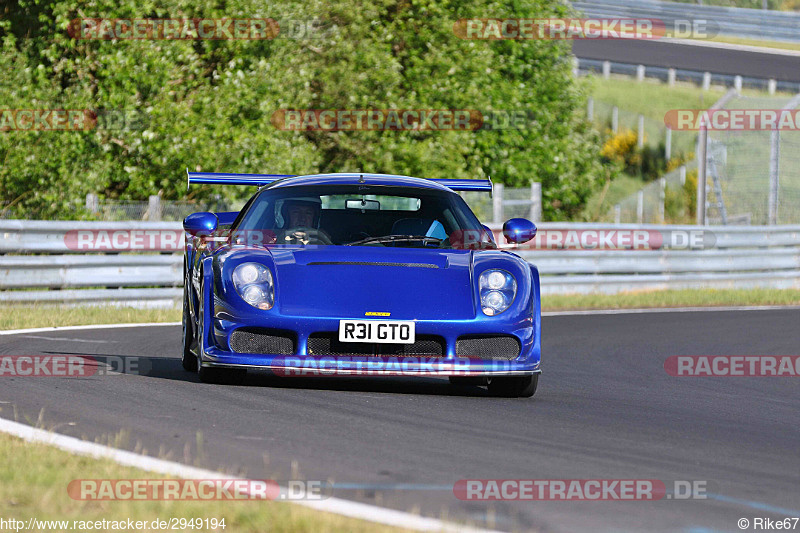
[587,76,796,124]
[2,289,800,333]
[0,306,181,331]
[580,174,645,222]
[0,432,408,533]
[680,33,800,52]
[543,288,800,311]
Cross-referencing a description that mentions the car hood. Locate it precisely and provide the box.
[265,246,476,320]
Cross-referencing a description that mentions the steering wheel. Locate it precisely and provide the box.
[280,227,333,245]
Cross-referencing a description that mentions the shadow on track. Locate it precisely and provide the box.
[42,350,504,398]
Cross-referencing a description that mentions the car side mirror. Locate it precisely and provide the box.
[502,218,537,244]
[183,212,218,235]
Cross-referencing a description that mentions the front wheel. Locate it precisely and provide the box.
[487,374,538,398]
[181,283,197,372]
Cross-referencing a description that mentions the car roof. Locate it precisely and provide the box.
[264,173,453,192]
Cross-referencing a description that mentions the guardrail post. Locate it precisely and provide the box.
[572,56,580,77]
[602,61,611,79]
[734,75,743,92]
[636,64,645,82]
[614,204,621,224]
[697,121,708,225]
[493,183,504,225]
[637,190,644,224]
[85,193,99,214]
[768,79,777,95]
[637,115,645,149]
[148,195,162,222]
[702,72,711,91]
[665,127,672,161]
[587,97,594,121]
[768,128,780,225]
[668,68,676,86]
[530,182,542,222]
[612,106,619,133]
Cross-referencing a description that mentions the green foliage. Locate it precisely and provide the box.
[1,0,612,221]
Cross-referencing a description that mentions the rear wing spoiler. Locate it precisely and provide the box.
[186,170,493,193]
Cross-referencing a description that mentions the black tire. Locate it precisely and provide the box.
[198,365,246,385]
[194,275,245,385]
[181,282,197,372]
[448,376,489,386]
[487,374,538,398]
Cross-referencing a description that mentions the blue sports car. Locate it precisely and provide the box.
[182,172,541,397]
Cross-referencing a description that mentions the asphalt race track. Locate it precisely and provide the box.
[572,39,800,83]
[1,309,798,532]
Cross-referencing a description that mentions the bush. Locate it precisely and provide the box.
[0,0,612,221]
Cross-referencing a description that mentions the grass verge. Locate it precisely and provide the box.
[0,306,181,331]
[0,431,407,533]
[543,288,800,311]
[679,34,800,53]
[585,76,792,125]
[2,288,800,332]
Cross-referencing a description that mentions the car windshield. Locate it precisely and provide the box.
[231,184,494,249]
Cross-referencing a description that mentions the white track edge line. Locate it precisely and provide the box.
[0,322,181,336]
[661,37,800,57]
[542,305,800,316]
[2,305,799,335]
[0,417,497,533]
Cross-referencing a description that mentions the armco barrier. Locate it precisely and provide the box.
[1,220,799,304]
[572,0,800,43]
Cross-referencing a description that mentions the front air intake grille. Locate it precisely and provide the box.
[307,333,445,357]
[230,328,295,355]
[455,335,521,360]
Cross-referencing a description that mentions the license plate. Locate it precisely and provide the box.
[338,320,415,344]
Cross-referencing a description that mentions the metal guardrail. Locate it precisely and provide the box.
[1,220,799,304]
[576,58,800,94]
[572,0,800,43]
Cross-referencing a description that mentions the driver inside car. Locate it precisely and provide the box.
[277,197,333,245]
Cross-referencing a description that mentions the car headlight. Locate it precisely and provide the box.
[232,263,274,310]
[479,269,516,316]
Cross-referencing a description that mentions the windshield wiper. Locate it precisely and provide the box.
[346,235,443,246]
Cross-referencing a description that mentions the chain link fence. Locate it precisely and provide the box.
[610,161,698,224]
[705,94,800,225]
[86,195,244,222]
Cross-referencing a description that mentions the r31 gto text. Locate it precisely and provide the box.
[340,321,414,343]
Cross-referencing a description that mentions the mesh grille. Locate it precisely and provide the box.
[230,328,295,355]
[307,333,445,357]
[455,335,520,360]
